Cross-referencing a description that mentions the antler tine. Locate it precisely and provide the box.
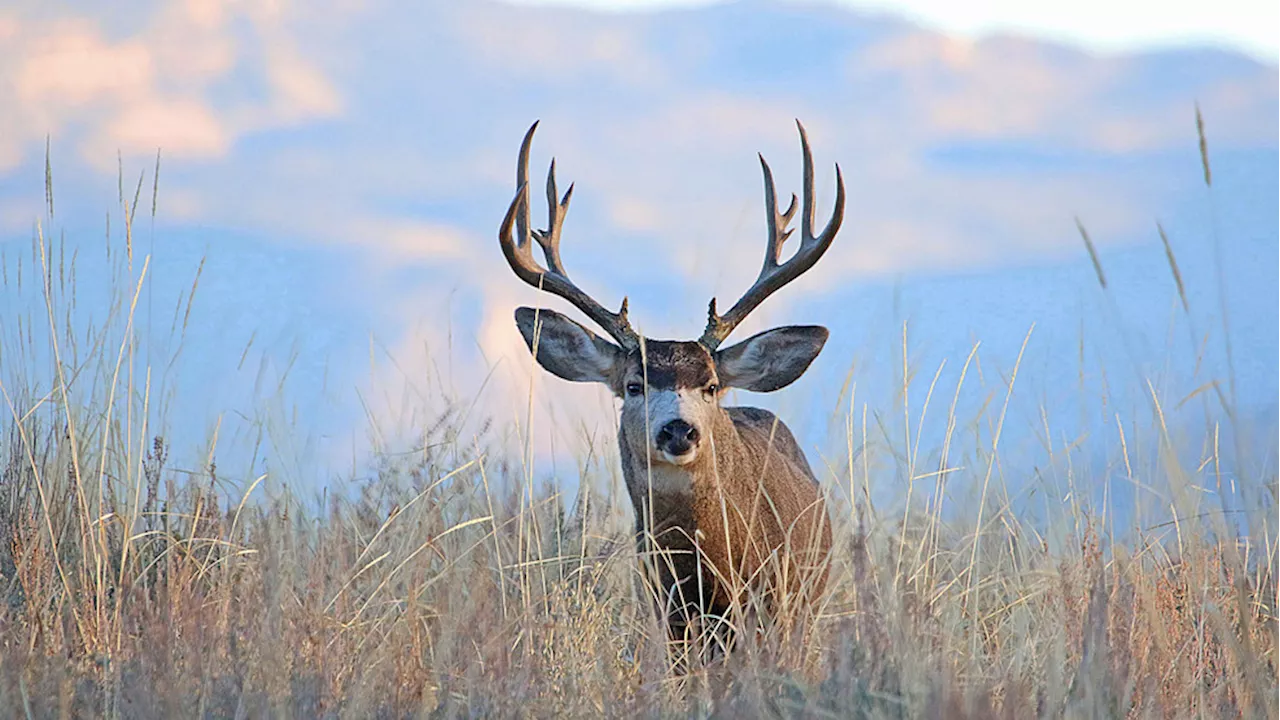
[498,122,638,350]
[513,121,537,252]
[759,152,798,272]
[532,158,573,275]
[700,120,846,350]
[798,120,845,250]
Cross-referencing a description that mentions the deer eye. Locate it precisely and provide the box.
[704,383,720,399]
[626,382,644,397]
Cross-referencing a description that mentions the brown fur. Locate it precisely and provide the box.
[614,341,832,645]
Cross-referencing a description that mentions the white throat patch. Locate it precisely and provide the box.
[632,461,695,497]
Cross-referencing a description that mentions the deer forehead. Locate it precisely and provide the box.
[625,341,717,390]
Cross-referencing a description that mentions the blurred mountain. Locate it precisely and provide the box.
[0,0,1274,484]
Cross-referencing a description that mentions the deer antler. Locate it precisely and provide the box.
[498,122,639,351]
[699,120,845,351]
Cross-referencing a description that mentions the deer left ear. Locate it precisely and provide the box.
[715,326,828,393]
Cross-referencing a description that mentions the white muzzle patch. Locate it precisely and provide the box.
[638,389,706,465]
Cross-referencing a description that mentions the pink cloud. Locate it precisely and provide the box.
[0,2,343,171]
[455,4,665,88]
[100,97,229,158]
[15,22,153,107]
[850,30,1276,152]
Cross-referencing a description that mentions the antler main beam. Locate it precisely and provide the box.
[498,122,639,351]
[699,120,845,351]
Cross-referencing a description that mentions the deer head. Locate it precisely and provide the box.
[499,121,844,468]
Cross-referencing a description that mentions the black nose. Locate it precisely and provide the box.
[656,419,700,456]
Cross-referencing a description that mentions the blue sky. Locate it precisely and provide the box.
[0,0,1275,510]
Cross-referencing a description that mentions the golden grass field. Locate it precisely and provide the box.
[0,133,1275,718]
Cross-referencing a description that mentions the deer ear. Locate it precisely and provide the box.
[715,325,828,392]
[515,307,623,384]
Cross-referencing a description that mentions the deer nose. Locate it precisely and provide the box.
[656,419,700,456]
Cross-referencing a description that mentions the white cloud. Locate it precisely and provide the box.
[841,0,1279,60]
[505,0,1280,61]
[339,235,627,468]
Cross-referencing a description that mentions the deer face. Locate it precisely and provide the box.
[619,341,720,467]
[513,308,828,467]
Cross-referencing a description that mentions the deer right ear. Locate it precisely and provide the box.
[514,307,623,384]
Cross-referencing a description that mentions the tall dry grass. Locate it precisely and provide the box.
[0,133,1275,718]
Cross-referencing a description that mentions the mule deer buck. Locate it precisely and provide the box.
[499,120,842,659]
